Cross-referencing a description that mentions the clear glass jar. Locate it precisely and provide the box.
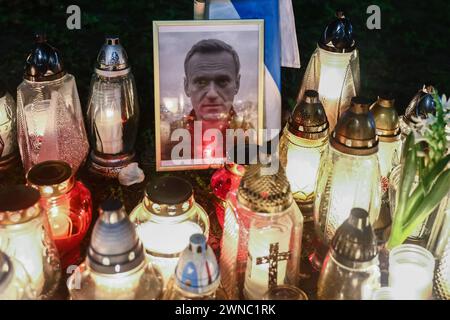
[27,160,92,269]
[220,163,303,300]
[164,234,227,300]
[0,251,37,300]
[130,176,210,283]
[314,148,381,249]
[0,186,61,299]
[279,127,328,217]
[388,244,435,300]
[67,199,163,300]
[16,73,89,173]
[211,163,245,229]
[0,89,19,171]
[86,37,139,177]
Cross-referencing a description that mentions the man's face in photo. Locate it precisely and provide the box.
[184,50,240,122]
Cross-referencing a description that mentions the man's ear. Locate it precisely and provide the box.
[235,74,241,94]
[184,77,190,97]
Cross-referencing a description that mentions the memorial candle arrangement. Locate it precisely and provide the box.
[130,176,210,283]
[67,199,163,300]
[220,154,303,300]
[0,186,61,299]
[26,160,92,269]
[298,11,360,131]
[279,90,329,220]
[16,33,89,173]
[313,97,381,269]
[0,82,19,172]
[86,36,139,177]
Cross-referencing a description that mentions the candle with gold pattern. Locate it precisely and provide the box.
[220,152,303,299]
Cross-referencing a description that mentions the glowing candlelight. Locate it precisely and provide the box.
[95,102,123,154]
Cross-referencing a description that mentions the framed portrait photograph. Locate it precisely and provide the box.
[153,20,264,171]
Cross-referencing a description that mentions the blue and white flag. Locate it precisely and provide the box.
[205,0,300,139]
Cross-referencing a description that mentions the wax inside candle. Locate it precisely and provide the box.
[95,103,123,154]
[48,207,72,238]
[389,262,433,299]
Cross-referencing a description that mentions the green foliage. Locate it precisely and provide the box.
[387,94,450,249]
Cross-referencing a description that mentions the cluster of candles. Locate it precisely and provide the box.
[0,12,449,300]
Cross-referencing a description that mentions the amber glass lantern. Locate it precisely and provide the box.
[164,234,227,300]
[86,37,139,177]
[317,208,381,300]
[220,156,303,300]
[67,199,163,300]
[297,11,360,131]
[27,160,92,269]
[0,81,19,172]
[0,186,61,299]
[370,95,401,242]
[130,176,210,283]
[16,33,89,173]
[279,90,329,220]
[313,97,381,270]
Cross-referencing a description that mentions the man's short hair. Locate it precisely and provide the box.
[184,39,240,77]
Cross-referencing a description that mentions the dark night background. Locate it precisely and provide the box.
[0,0,449,299]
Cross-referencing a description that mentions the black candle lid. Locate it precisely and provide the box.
[23,33,66,82]
[144,176,194,216]
[318,10,356,53]
[331,208,378,264]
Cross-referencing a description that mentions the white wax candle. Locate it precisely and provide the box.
[95,103,123,154]
[286,144,321,198]
[389,262,433,300]
[317,49,354,130]
[48,206,72,239]
[244,227,291,300]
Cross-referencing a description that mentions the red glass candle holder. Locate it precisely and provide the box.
[211,163,245,228]
[27,160,92,269]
